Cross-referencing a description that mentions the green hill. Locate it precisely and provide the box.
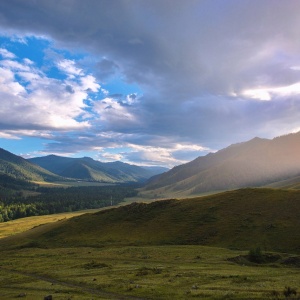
[0,148,61,182]
[2,188,299,254]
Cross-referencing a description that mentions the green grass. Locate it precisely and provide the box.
[0,245,299,299]
[0,208,107,239]
[2,188,299,254]
[33,180,117,187]
[0,187,299,299]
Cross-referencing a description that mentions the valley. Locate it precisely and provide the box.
[2,2,300,299]
[0,133,300,299]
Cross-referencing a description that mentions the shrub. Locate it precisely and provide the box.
[248,247,264,263]
[283,286,297,298]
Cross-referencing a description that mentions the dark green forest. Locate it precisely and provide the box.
[0,175,138,222]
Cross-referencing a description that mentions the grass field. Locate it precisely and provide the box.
[0,209,105,239]
[0,245,299,299]
[0,188,299,299]
[3,188,299,254]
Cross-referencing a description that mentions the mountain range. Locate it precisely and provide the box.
[29,155,168,183]
[0,148,61,182]
[2,131,300,192]
[0,148,168,184]
[143,132,300,197]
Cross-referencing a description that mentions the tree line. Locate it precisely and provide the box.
[0,185,138,222]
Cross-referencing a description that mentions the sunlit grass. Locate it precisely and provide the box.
[0,209,104,239]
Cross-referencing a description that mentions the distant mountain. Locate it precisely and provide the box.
[2,188,299,253]
[29,155,168,183]
[0,148,61,182]
[143,132,300,196]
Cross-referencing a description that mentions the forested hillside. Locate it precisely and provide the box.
[0,185,137,222]
[0,148,61,182]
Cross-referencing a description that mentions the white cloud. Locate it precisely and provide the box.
[0,67,26,95]
[243,89,272,101]
[98,152,124,162]
[243,82,300,101]
[0,59,31,71]
[0,48,16,59]
[80,74,100,92]
[0,132,21,139]
[23,58,34,65]
[94,97,138,126]
[124,142,210,167]
[0,48,97,132]
[57,59,83,77]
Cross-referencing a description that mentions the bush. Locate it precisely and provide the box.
[248,247,264,263]
[283,286,297,298]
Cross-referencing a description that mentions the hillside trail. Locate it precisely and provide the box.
[0,266,148,300]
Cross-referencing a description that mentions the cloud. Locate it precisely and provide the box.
[243,82,300,101]
[93,97,140,130]
[0,48,16,59]
[0,47,97,134]
[57,59,83,77]
[123,143,210,167]
[95,58,120,81]
[1,1,300,166]
[0,132,21,140]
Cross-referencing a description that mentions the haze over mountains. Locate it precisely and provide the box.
[29,155,168,183]
[2,131,300,193]
[144,132,300,197]
[0,148,168,184]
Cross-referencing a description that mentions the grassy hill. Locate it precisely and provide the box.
[29,155,168,183]
[143,132,300,197]
[1,188,299,254]
[0,188,299,299]
[0,148,61,182]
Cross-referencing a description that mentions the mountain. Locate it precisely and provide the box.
[143,132,300,197]
[0,148,61,182]
[1,188,299,254]
[29,155,168,183]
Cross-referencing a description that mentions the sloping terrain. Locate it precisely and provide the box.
[265,175,300,189]
[0,148,61,182]
[1,188,299,254]
[29,155,168,183]
[143,132,300,197]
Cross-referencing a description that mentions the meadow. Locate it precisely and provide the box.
[0,188,299,299]
[0,245,299,299]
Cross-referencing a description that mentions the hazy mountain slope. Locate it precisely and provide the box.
[0,148,61,182]
[1,188,299,254]
[265,175,300,189]
[29,155,168,183]
[144,132,300,196]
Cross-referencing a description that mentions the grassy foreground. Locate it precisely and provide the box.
[0,245,299,299]
[0,188,299,299]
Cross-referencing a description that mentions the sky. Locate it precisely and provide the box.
[1,0,300,167]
